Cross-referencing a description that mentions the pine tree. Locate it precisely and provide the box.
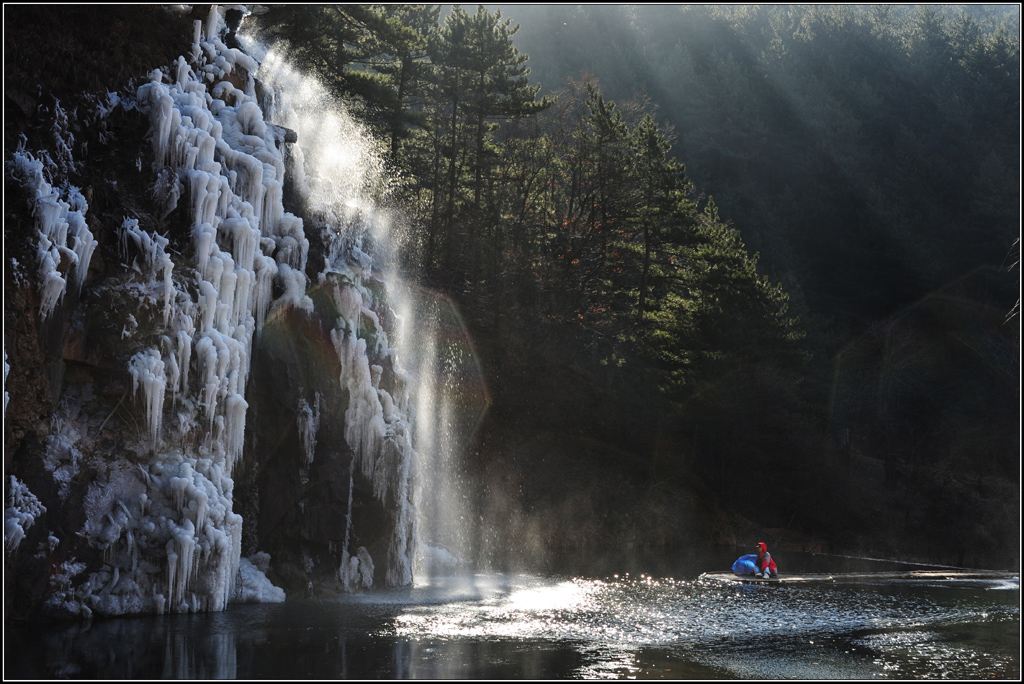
[425,5,550,270]
[371,4,440,162]
[253,5,390,111]
[630,113,691,321]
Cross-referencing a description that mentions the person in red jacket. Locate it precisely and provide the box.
[756,542,778,579]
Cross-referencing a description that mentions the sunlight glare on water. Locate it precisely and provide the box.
[505,579,594,611]
[380,572,1019,679]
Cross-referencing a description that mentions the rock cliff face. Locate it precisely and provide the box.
[5,5,418,620]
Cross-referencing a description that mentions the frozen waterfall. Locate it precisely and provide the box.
[5,4,483,617]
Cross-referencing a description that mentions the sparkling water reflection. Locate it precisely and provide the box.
[7,569,1017,679]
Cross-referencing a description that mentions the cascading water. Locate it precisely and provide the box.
[401,292,491,575]
[250,39,490,584]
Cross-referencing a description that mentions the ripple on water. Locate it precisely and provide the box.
[383,572,1018,678]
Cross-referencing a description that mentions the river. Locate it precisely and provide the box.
[6,550,1018,679]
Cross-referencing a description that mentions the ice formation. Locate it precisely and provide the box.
[5,476,46,553]
[44,431,83,502]
[253,43,422,589]
[40,5,298,616]
[69,455,247,615]
[233,555,286,603]
[120,218,175,325]
[11,3,428,615]
[327,252,417,588]
[128,349,167,442]
[7,149,98,319]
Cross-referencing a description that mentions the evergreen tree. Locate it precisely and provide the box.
[425,5,550,271]
[461,6,551,216]
[253,5,392,112]
[371,5,440,163]
[629,113,689,321]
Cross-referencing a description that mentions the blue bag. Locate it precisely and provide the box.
[732,553,759,575]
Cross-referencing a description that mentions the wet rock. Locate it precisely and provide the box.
[241,303,396,595]
[223,7,244,49]
[267,123,298,149]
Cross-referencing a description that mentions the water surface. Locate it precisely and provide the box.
[7,555,1018,679]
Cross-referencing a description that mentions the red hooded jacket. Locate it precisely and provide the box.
[756,542,778,575]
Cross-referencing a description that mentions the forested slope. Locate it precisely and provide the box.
[500,4,1021,565]
[510,5,1020,328]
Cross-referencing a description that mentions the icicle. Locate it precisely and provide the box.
[189,170,222,228]
[163,337,181,404]
[253,253,277,330]
[205,4,221,48]
[330,327,390,500]
[214,265,237,333]
[221,216,258,272]
[194,222,216,280]
[5,476,46,552]
[35,194,66,244]
[175,56,191,87]
[175,326,193,396]
[191,19,203,63]
[231,268,252,330]
[261,178,282,236]
[296,394,320,466]
[193,488,209,534]
[195,280,216,333]
[128,349,166,442]
[147,81,175,167]
[160,254,174,327]
[276,214,308,272]
[195,334,220,425]
[119,219,173,317]
[223,392,247,473]
[9,151,97,317]
[37,253,66,319]
[67,212,97,292]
